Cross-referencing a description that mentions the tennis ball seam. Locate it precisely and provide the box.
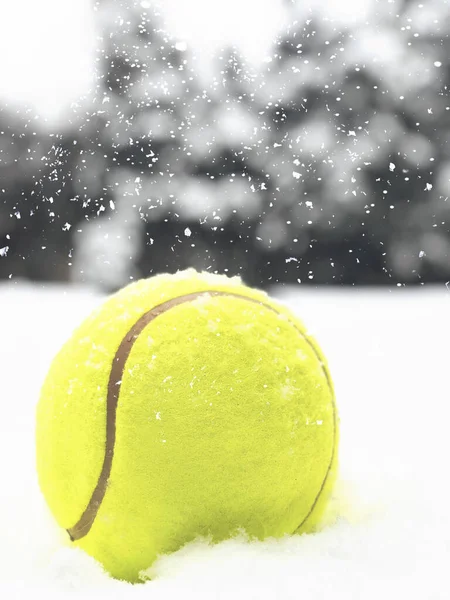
[67,290,336,542]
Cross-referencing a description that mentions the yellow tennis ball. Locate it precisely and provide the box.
[36,270,338,582]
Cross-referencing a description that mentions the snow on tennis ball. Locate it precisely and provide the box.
[36,270,338,582]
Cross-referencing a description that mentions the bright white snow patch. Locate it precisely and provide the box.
[1,282,449,596]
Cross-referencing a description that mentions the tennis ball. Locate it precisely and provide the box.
[36,269,338,582]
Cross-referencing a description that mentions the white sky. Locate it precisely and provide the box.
[0,0,96,124]
[0,0,287,124]
[0,0,376,125]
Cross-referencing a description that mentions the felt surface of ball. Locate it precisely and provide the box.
[36,270,338,582]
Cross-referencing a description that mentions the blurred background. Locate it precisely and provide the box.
[1,0,449,291]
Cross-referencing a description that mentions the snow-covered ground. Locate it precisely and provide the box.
[1,281,449,598]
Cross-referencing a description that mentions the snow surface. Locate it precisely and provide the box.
[1,282,449,597]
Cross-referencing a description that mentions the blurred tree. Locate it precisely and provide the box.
[253,0,450,284]
[79,1,270,288]
[0,103,113,283]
